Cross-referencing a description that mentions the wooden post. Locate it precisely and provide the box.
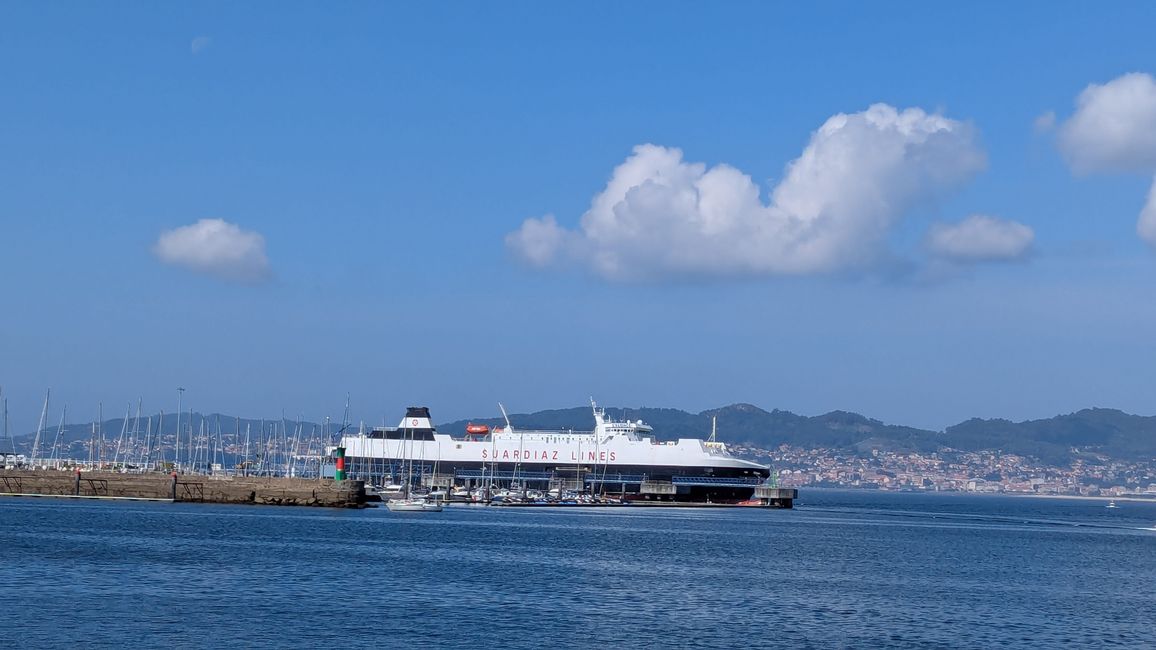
[74,468,81,496]
[170,471,178,501]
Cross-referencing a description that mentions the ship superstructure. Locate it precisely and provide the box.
[336,401,772,503]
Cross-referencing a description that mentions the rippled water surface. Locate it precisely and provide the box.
[2,491,1154,648]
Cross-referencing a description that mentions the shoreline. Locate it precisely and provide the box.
[794,486,1156,503]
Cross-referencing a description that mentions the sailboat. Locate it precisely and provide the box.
[386,408,442,512]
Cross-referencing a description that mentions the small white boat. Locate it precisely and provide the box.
[379,484,405,499]
[386,498,443,512]
[1107,500,1119,509]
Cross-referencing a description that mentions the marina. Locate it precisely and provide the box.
[1,395,795,510]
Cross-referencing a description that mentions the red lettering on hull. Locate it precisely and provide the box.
[481,447,614,462]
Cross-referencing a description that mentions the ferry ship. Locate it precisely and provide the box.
[336,401,777,504]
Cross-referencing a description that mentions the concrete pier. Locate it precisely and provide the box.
[0,470,367,508]
[754,486,797,508]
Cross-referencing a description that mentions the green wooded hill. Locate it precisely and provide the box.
[439,404,1156,463]
[10,405,1156,464]
[940,408,1156,463]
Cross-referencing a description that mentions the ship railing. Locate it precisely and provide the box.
[454,470,554,481]
[671,476,766,486]
[492,429,596,437]
[584,473,647,484]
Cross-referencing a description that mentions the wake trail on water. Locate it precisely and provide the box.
[802,505,1144,532]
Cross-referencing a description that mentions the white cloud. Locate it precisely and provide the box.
[1055,72,1156,250]
[503,214,571,267]
[507,104,986,281]
[926,215,1034,263]
[1137,178,1156,248]
[1058,72,1156,173]
[1033,110,1056,133]
[153,219,270,282]
[191,36,212,55]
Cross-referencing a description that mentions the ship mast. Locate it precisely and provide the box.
[498,402,512,431]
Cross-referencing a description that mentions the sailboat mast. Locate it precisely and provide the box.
[97,401,103,468]
[129,398,142,466]
[50,407,67,465]
[213,415,222,473]
[187,408,196,474]
[175,388,184,472]
[30,389,50,467]
[113,404,130,467]
[143,415,153,468]
[155,410,166,466]
[196,418,205,474]
[2,390,14,456]
[244,422,252,477]
[233,417,239,474]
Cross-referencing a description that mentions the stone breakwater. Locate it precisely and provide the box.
[0,469,367,508]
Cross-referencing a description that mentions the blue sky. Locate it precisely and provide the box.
[3,2,1156,434]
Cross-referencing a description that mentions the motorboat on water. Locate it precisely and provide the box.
[364,484,404,501]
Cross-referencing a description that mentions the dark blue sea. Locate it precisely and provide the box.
[2,490,1154,648]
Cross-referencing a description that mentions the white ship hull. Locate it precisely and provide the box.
[336,404,771,504]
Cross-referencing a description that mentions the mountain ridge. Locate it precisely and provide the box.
[8,404,1156,464]
[437,403,1156,463]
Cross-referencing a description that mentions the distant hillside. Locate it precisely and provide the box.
[942,408,1156,463]
[438,404,940,454]
[440,404,1156,463]
[10,404,1156,464]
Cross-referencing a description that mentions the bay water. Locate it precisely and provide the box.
[1,490,1154,648]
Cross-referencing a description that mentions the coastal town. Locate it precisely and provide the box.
[740,444,1156,498]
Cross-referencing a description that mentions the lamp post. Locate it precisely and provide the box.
[176,387,185,472]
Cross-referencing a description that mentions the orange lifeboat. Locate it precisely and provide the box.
[465,423,490,437]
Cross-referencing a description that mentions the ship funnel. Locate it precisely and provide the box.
[398,406,435,431]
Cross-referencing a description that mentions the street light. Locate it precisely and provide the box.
[176,387,185,471]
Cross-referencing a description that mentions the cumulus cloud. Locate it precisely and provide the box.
[1055,72,1156,250]
[191,36,212,55]
[504,214,572,267]
[507,104,986,281]
[925,215,1034,263]
[1058,72,1156,173]
[153,219,270,282]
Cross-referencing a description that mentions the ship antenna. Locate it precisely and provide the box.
[709,415,717,443]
